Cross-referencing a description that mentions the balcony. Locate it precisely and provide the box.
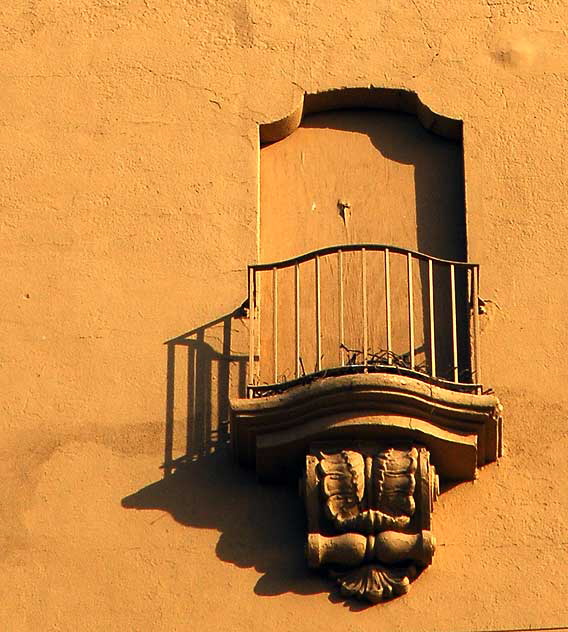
[245,243,482,398]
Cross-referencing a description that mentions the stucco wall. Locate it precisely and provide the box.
[261,109,466,262]
[1,1,567,631]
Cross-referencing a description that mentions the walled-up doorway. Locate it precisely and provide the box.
[256,92,470,387]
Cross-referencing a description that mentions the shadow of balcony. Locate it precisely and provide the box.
[122,447,328,598]
[122,303,328,598]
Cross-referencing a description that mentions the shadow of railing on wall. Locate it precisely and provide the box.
[162,304,249,475]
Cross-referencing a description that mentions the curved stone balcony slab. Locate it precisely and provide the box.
[230,373,502,483]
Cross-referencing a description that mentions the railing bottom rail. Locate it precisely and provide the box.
[247,364,482,399]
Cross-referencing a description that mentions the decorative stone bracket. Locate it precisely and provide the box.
[304,443,438,602]
[230,373,502,603]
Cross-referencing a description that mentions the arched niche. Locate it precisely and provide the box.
[257,87,469,385]
[259,87,466,264]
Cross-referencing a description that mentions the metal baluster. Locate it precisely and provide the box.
[407,252,415,370]
[471,266,481,384]
[338,250,344,366]
[248,267,255,394]
[256,268,262,389]
[428,259,436,377]
[295,263,300,379]
[316,255,322,372]
[384,248,392,364]
[272,266,278,383]
[362,248,368,367]
[450,264,458,382]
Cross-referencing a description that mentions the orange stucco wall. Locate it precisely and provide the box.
[261,109,466,262]
[1,2,567,631]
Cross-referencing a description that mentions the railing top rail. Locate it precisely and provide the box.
[249,243,478,272]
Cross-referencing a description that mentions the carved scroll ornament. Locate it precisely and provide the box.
[304,443,438,602]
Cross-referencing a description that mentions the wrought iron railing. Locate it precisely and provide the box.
[247,244,481,397]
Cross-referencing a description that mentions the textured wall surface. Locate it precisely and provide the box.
[1,1,567,630]
[261,109,466,262]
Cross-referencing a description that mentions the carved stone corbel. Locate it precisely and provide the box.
[303,443,438,602]
[230,373,502,604]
